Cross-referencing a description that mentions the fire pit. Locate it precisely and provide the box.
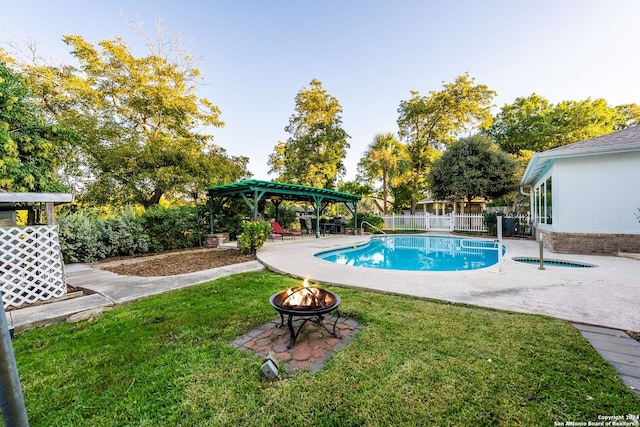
[269,280,341,348]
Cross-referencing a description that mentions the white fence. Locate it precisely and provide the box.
[0,225,66,309]
[381,213,529,233]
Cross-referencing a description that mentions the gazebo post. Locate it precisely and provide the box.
[208,195,215,234]
[314,200,321,238]
[271,197,282,223]
[354,207,358,235]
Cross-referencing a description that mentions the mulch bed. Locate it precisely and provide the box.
[97,248,255,277]
[627,330,640,342]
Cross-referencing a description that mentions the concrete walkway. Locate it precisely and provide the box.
[6,260,264,331]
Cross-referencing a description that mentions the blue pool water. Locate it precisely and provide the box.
[316,235,505,272]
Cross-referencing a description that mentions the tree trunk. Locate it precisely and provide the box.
[382,166,388,215]
[143,188,164,208]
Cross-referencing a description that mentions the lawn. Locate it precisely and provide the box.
[13,271,640,426]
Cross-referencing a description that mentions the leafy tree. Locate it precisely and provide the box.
[614,103,640,129]
[24,34,248,207]
[428,135,518,208]
[0,61,76,192]
[268,79,349,188]
[396,73,496,212]
[487,94,633,154]
[338,181,372,197]
[357,133,410,215]
[484,93,552,154]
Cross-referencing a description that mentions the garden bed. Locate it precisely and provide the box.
[97,247,255,277]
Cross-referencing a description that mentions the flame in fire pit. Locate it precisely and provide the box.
[281,278,334,309]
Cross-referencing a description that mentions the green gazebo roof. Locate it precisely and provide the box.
[206,180,361,203]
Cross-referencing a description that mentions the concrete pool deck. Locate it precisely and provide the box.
[257,234,640,332]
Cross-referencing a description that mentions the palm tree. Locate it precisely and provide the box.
[358,133,410,215]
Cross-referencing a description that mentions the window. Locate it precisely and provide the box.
[534,176,553,225]
[545,176,552,225]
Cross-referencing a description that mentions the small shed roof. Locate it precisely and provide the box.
[521,126,640,186]
[206,180,360,204]
[0,192,74,205]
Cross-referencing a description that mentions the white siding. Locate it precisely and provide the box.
[550,151,640,233]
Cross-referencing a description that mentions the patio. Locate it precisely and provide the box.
[257,234,640,332]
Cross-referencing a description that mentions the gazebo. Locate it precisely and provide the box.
[205,180,361,239]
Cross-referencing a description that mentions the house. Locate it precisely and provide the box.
[415,196,486,215]
[520,126,640,255]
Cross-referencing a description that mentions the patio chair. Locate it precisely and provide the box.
[270,221,302,239]
[310,219,324,236]
[299,218,312,236]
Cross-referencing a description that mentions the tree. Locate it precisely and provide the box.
[338,181,372,197]
[357,133,409,215]
[484,93,553,154]
[268,79,349,188]
[0,61,76,192]
[487,94,633,154]
[428,135,518,207]
[24,34,248,207]
[396,73,496,212]
[614,103,640,129]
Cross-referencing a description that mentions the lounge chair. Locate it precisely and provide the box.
[269,232,283,241]
[270,221,302,239]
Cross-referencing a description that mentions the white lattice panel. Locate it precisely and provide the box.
[0,225,66,309]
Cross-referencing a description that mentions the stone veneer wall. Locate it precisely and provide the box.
[536,229,640,255]
[203,232,230,248]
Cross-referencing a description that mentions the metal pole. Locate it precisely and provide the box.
[0,300,29,427]
[539,234,545,270]
[497,216,503,273]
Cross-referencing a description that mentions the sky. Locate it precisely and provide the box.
[3,0,640,182]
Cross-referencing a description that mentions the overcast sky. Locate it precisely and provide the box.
[3,0,639,182]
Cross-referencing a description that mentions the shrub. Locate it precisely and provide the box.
[140,205,200,252]
[58,209,107,263]
[210,199,249,240]
[348,213,384,232]
[483,211,497,236]
[238,221,271,255]
[99,206,149,257]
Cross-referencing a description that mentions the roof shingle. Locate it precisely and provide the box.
[545,125,640,154]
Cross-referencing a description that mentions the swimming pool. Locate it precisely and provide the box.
[315,235,505,272]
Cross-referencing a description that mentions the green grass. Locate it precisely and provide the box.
[13,271,640,426]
